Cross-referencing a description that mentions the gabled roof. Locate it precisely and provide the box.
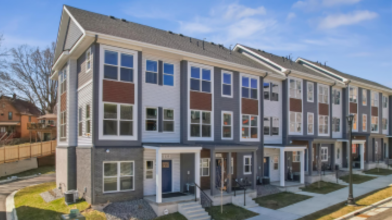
[297,58,392,91]
[63,5,273,73]
[0,96,41,117]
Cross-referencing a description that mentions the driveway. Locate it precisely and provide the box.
[0,174,55,220]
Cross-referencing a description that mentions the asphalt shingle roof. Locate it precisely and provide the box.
[65,5,273,72]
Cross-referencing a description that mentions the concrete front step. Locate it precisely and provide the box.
[232,194,259,208]
[178,201,211,220]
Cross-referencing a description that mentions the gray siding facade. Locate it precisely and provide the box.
[303,80,318,137]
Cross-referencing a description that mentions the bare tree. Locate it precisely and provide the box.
[0,42,57,113]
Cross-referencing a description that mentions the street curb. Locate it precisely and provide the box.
[5,190,18,220]
[0,173,56,185]
[334,195,392,220]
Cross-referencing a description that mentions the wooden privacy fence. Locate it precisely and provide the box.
[0,140,56,163]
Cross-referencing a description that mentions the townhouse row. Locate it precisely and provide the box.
[52,5,392,216]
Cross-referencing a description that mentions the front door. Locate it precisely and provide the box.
[215,158,225,189]
[162,160,172,193]
[263,157,269,177]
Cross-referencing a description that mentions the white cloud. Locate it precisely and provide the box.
[287,12,296,20]
[318,10,378,29]
[293,0,361,11]
[322,0,361,7]
[224,4,266,20]
[179,21,212,34]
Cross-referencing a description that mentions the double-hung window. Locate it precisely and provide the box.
[244,156,252,174]
[222,72,232,97]
[362,89,367,106]
[86,48,91,72]
[242,115,258,139]
[319,115,329,135]
[60,69,67,94]
[190,67,211,92]
[222,111,232,139]
[290,112,302,133]
[200,158,210,177]
[371,116,378,131]
[353,113,358,130]
[103,104,133,136]
[78,108,83,136]
[86,104,91,135]
[333,89,340,105]
[307,113,314,134]
[349,86,357,103]
[8,112,12,120]
[103,161,134,192]
[104,50,134,82]
[60,111,66,139]
[382,118,387,130]
[290,78,302,99]
[190,110,211,137]
[146,60,158,84]
[264,82,270,100]
[362,114,367,131]
[264,117,270,135]
[382,96,388,108]
[163,109,174,132]
[307,82,314,102]
[272,117,279,135]
[321,147,328,161]
[273,157,278,170]
[293,151,300,162]
[371,92,378,107]
[242,77,258,99]
[332,117,340,132]
[146,108,158,131]
[318,85,329,104]
[163,63,174,86]
[271,83,279,101]
[145,161,154,179]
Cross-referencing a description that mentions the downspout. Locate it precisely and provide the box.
[91,34,98,205]
[285,70,292,77]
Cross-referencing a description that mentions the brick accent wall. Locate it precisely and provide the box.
[372,107,378,116]
[350,102,357,113]
[319,103,329,116]
[103,80,134,104]
[290,98,302,112]
[190,91,212,111]
[242,98,258,115]
[60,93,67,112]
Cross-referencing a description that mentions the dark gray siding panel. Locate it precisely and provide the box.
[302,80,318,137]
[389,96,392,135]
[76,147,92,203]
[64,19,83,50]
[342,88,348,139]
[180,153,195,193]
[379,93,383,134]
[180,60,188,144]
[77,45,94,88]
[67,147,77,190]
[282,79,288,144]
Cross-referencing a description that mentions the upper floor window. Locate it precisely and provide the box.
[362,89,367,106]
[371,92,378,107]
[321,147,328,161]
[103,104,133,136]
[382,96,388,108]
[8,112,12,120]
[163,63,174,86]
[362,114,367,131]
[200,158,210,177]
[163,109,174,132]
[307,82,314,102]
[146,60,158,84]
[242,114,258,139]
[263,83,270,100]
[318,85,329,104]
[86,48,91,72]
[353,113,358,130]
[222,111,232,139]
[271,83,279,101]
[104,50,133,82]
[333,89,340,105]
[86,104,91,135]
[290,112,302,133]
[272,117,279,135]
[190,110,211,138]
[191,67,211,93]
[242,77,258,99]
[222,72,232,97]
[60,69,67,94]
[264,117,270,135]
[289,78,302,99]
[29,116,31,122]
[382,118,388,130]
[319,115,329,135]
[145,108,157,131]
[371,116,378,132]
[60,111,66,139]
[349,86,357,103]
[78,108,83,136]
[332,117,340,132]
[307,113,314,134]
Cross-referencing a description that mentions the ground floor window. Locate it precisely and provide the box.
[273,157,278,170]
[200,158,210,176]
[103,161,134,192]
[321,147,328,161]
[293,151,301,162]
[145,160,154,179]
[244,156,252,174]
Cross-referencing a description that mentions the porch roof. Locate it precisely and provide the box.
[265,144,306,151]
[202,144,258,152]
[143,144,202,153]
[337,139,366,144]
[0,122,20,126]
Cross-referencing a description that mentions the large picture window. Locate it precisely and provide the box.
[146,60,158,84]
[190,67,211,93]
[190,110,211,138]
[319,115,329,135]
[103,104,133,136]
[200,158,210,177]
[242,76,258,99]
[289,78,302,99]
[222,72,232,97]
[222,111,232,139]
[103,161,134,192]
[290,112,302,133]
[163,63,174,86]
[104,50,134,82]
[242,114,258,139]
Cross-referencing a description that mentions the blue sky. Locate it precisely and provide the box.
[1,0,391,87]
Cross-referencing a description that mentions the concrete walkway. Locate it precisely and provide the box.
[0,174,55,220]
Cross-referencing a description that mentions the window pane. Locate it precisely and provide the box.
[121,162,133,175]
[202,125,211,137]
[223,126,231,138]
[120,68,133,82]
[190,124,200,137]
[202,69,211,81]
[104,65,118,80]
[297,123,301,132]
[202,112,211,124]
[223,85,231,96]
[163,75,174,86]
[121,54,133,67]
[223,73,231,84]
[242,88,249,98]
[242,115,249,126]
[251,89,258,99]
[251,116,257,126]
[120,121,133,135]
[242,77,249,87]
[146,161,154,169]
[202,81,211,92]
[104,120,117,135]
[251,79,257,89]
[104,163,117,176]
[296,113,302,122]
[308,114,313,123]
[308,124,313,133]
[191,111,200,123]
[191,67,200,78]
[245,166,250,173]
[104,177,117,191]
[104,104,117,119]
[242,127,249,138]
[223,114,231,125]
[86,120,91,133]
[146,120,157,131]
[105,51,118,65]
[146,60,157,72]
[86,105,90,118]
[190,79,200,91]
[163,121,174,132]
[164,109,174,120]
[120,176,133,190]
[164,63,174,75]
[121,105,133,120]
[251,127,258,138]
[146,108,157,119]
[146,72,157,84]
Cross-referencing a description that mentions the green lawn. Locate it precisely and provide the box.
[205,204,258,220]
[0,166,55,180]
[339,174,376,184]
[14,182,106,220]
[154,212,187,220]
[363,168,392,176]
[254,192,311,210]
[300,181,346,194]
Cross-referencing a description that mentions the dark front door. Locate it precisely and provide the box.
[162,160,172,193]
[263,157,269,177]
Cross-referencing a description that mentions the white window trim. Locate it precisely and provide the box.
[241,74,259,100]
[144,160,155,180]
[145,59,159,84]
[221,111,233,140]
[362,89,367,106]
[102,102,135,138]
[145,107,158,132]
[271,117,279,136]
[349,86,358,103]
[371,116,379,133]
[307,113,314,135]
[163,108,175,133]
[78,107,83,137]
[200,158,210,177]
[371,91,379,107]
[240,73,260,142]
[244,155,252,175]
[307,82,314,102]
[221,71,233,98]
[86,47,92,73]
[163,62,175,87]
[103,161,135,193]
[382,96,388,108]
[321,147,328,162]
[382,118,388,131]
[241,114,259,140]
[318,115,329,136]
[362,114,367,132]
[293,151,301,162]
[318,84,329,104]
[189,110,213,141]
[333,89,341,105]
[99,45,138,141]
[289,111,303,135]
[273,157,279,170]
[332,117,341,133]
[103,49,134,84]
[60,111,66,139]
[289,77,302,100]
[189,64,212,94]
[85,104,91,136]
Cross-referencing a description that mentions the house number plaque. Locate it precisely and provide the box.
[162,162,170,168]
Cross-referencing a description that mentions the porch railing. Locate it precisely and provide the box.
[194,183,213,208]
[233,178,252,207]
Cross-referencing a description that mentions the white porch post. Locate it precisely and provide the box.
[280,148,285,187]
[300,150,305,184]
[360,144,365,170]
[156,149,162,203]
[195,151,200,200]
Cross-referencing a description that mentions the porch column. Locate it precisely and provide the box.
[227,152,232,193]
[195,151,201,199]
[279,148,285,187]
[360,143,365,170]
[155,149,162,203]
[252,151,257,190]
[300,150,305,184]
[210,149,216,196]
[308,141,313,176]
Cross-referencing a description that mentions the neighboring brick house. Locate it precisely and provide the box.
[51,5,392,217]
[0,94,41,141]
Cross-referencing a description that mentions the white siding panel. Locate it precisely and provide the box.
[332,88,343,138]
[143,149,156,196]
[335,142,342,168]
[142,54,181,143]
[382,94,389,135]
[264,79,283,144]
[264,149,280,182]
[77,82,93,146]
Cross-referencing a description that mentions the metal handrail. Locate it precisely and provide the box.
[194,182,213,208]
[233,178,252,206]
